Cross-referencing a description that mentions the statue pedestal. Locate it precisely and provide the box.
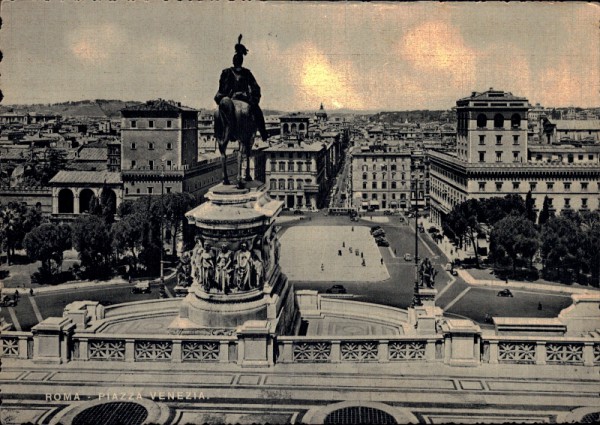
[169,183,299,336]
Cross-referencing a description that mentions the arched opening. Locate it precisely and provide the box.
[58,189,74,214]
[103,188,117,215]
[283,123,289,134]
[494,113,505,128]
[35,202,42,211]
[511,113,521,128]
[291,123,297,132]
[476,114,487,128]
[298,123,305,131]
[79,189,95,214]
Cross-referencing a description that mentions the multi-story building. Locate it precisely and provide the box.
[264,138,330,210]
[350,143,428,211]
[429,90,600,226]
[120,99,236,200]
[279,114,310,138]
[541,119,600,144]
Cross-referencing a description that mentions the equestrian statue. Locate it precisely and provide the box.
[214,35,269,188]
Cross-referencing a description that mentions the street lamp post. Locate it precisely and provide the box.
[160,162,165,287]
[411,162,422,308]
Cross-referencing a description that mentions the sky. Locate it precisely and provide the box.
[1,1,599,111]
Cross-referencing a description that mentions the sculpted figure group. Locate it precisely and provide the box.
[189,238,265,294]
[419,257,438,288]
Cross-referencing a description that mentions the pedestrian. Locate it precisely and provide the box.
[14,290,19,300]
[394,248,397,255]
[362,259,366,267]
[538,302,542,310]
[342,241,345,248]
[361,252,364,258]
[338,249,342,256]
[351,226,354,232]
[380,258,384,265]
[29,288,34,297]
[321,263,324,271]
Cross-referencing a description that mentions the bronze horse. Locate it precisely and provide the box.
[214,98,257,189]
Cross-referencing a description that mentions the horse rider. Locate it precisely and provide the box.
[214,34,268,142]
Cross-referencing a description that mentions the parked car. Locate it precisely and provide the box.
[131,281,151,294]
[376,239,390,247]
[404,253,413,262]
[0,295,17,307]
[370,226,382,233]
[293,209,304,215]
[497,289,513,297]
[383,210,393,216]
[428,226,439,234]
[372,229,385,237]
[326,285,347,294]
[350,216,359,222]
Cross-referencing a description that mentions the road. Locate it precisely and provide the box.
[1,212,573,331]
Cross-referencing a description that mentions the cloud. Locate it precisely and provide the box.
[68,24,125,64]
[399,20,477,87]
[288,43,366,110]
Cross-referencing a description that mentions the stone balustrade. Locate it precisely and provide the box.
[3,327,600,367]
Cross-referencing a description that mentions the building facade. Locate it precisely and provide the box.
[429,90,600,226]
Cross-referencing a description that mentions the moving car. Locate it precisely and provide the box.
[404,253,413,261]
[326,285,347,294]
[131,281,151,294]
[497,289,513,297]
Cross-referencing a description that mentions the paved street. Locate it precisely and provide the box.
[0,211,582,332]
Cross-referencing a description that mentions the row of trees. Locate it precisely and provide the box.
[2,191,197,283]
[443,193,599,285]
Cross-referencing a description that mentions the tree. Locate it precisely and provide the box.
[538,196,553,226]
[525,191,537,223]
[90,185,116,225]
[540,216,579,281]
[481,194,526,225]
[490,215,539,277]
[112,213,146,274]
[71,215,113,278]
[0,202,44,264]
[24,223,71,278]
[575,211,600,286]
[444,199,484,266]
[162,192,196,256]
[38,148,67,186]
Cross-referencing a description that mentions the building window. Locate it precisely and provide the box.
[131,160,136,168]
[479,152,485,162]
[547,182,554,190]
[391,164,397,171]
[131,120,137,128]
[167,120,172,128]
[131,143,137,150]
[496,152,502,162]
[279,162,285,172]
[288,162,294,172]
[496,135,502,145]
[536,154,542,161]
[494,114,504,128]
[362,193,368,200]
[564,198,570,208]
[166,160,172,168]
[513,135,519,145]
[306,162,311,172]
[166,187,172,194]
[278,179,285,190]
[391,181,397,189]
[270,180,276,190]
[564,182,571,191]
[149,160,154,169]
[148,142,154,150]
[478,182,486,191]
[578,154,584,161]
[297,162,303,172]
[149,120,154,128]
[167,143,173,150]
[382,182,387,189]
[363,182,367,189]
[582,198,588,208]
[513,151,519,162]
[589,154,594,160]
[476,114,487,128]
[479,135,485,145]
[287,179,294,190]
[530,182,537,191]
[136,188,140,194]
[148,187,153,194]
[372,182,377,189]
[582,182,589,190]
[512,182,520,190]
[510,113,521,128]
[495,182,503,191]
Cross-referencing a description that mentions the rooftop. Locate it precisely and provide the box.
[49,170,122,185]
[458,89,528,104]
[549,119,600,130]
[121,99,197,113]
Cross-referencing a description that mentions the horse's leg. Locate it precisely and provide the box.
[236,148,244,189]
[221,153,230,185]
[244,141,252,181]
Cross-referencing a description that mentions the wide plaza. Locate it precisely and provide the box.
[279,225,389,282]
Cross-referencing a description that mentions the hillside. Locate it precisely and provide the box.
[0,100,143,119]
